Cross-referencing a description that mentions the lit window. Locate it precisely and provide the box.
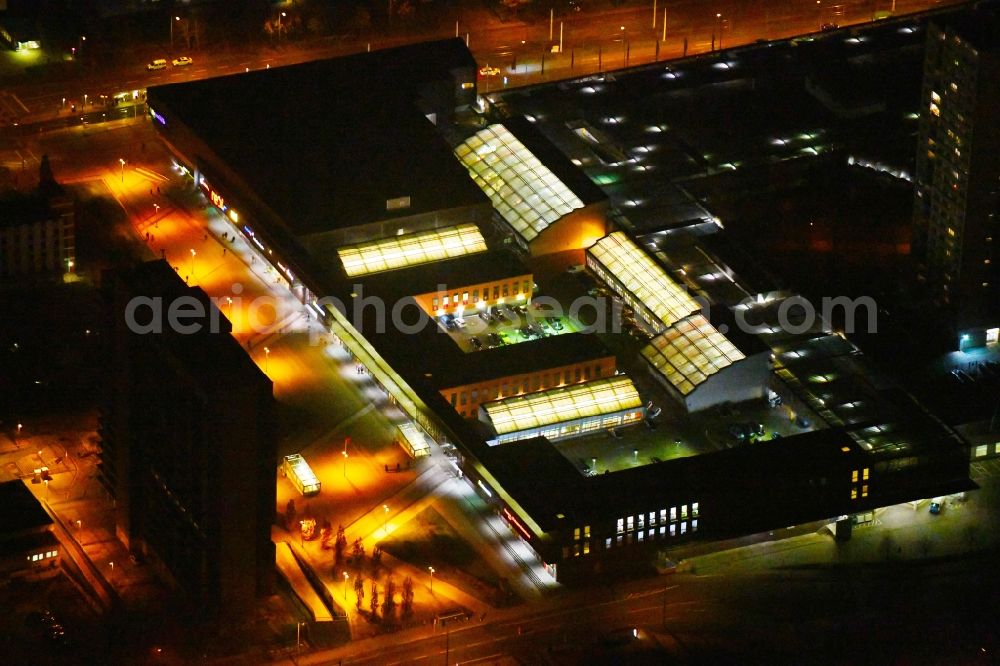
[626,516,634,531]
[862,468,869,480]
[680,522,687,534]
[638,514,644,529]
[605,538,612,549]
[583,541,590,555]
[681,504,688,520]
[670,507,677,521]
[670,524,676,536]
[443,295,450,306]
[692,519,698,532]
[692,502,699,517]
[851,488,858,499]
[929,103,940,117]
[462,292,469,302]
[617,518,624,534]
[861,485,868,498]
[659,526,666,536]
[851,470,859,483]
[930,91,941,104]
[461,82,475,90]
[649,512,656,526]
[638,531,644,542]
[660,509,667,523]
[584,525,590,538]
[574,527,580,541]
[574,544,581,557]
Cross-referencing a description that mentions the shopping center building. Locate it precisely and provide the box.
[146,38,973,581]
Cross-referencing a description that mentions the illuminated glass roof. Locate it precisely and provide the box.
[641,314,745,396]
[483,376,642,435]
[284,454,320,488]
[454,124,584,243]
[337,224,487,277]
[588,232,700,328]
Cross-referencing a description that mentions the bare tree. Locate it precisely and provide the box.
[369,581,379,617]
[401,576,414,615]
[354,576,365,610]
[383,577,397,619]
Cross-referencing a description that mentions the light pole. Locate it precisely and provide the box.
[383,504,389,535]
[343,571,349,600]
[189,248,196,281]
[15,422,22,448]
[620,25,627,66]
[109,560,114,582]
[44,478,49,498]
[428,566,435,594]
[78,35,85,56]
[716,13,723,50]
[342,450,348,479]
[278,12,286,41]
[264,346,270,373]
[119,158,125,182]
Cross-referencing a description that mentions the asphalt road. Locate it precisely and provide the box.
[0,0,964,127]
[302,549,998,664]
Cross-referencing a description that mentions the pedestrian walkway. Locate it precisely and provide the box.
[274,540,335,623]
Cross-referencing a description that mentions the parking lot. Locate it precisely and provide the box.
[436,300,584,353]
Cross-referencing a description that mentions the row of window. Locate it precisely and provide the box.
[493,410,641,445]
[432,280,531,309]
[617,504,699,534]
[28,550,58,562]
[607,520,699,548]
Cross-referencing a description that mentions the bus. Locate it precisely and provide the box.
[283,454,321,496]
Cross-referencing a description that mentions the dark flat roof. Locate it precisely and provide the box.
[502,115,608,208]
[118,260,272,393]
[433,333,615,389]
[0,481,52,535]
[148,39,488,237]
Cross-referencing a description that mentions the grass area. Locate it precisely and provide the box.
[380,506,503,604]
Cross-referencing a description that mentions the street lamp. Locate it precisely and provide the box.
[278,12,286,41]
[716,13,723,50]
[428,566,435,594]
[15,423,22,448]
[189,248,196,281]
[264,346,270,373]
[119,158,126,182]
[343,571,349,600]
[342,450,348,479]
[383,504,389,535]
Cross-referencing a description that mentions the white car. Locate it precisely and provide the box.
[172,56,193,67]
[147,59,167,70]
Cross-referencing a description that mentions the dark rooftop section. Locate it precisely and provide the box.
[355,250,528,296]
[479,437,587,525]
[116,260,271,393]
[0,191,64,229]
[434,333,616,389]
[0,481,52,535]
[501,115,608,207]
[148,39,488,237]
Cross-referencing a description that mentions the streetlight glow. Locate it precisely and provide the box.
[383,504,389,535]
[119,158,126,182]
[428,565,435,593]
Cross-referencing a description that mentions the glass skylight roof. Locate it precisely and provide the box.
[337,223,487,277]
[454,124,584,243]
[641,314,745,395]
[588,232,700,328]
[483,376,642,436]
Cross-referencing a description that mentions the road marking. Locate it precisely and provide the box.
[11,93,29,113]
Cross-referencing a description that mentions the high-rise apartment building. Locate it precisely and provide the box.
[100,260,276,631]
[913,6,1000,349]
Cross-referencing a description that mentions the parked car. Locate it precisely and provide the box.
[929,501,941,514]
[146,58,167,70]
[172,56,193,67]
